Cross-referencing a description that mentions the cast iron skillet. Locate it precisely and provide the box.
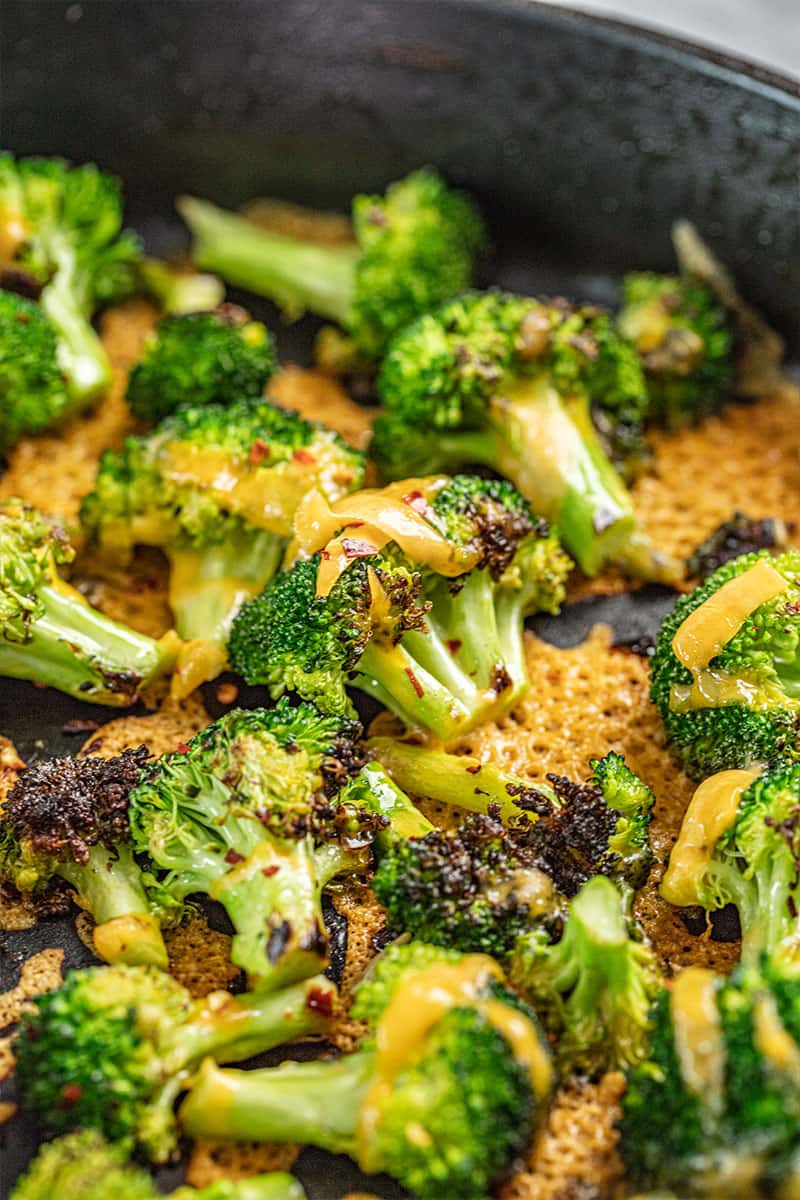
[1,2,799,1195]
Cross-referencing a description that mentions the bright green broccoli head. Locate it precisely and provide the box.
[590,751,656,890]
[178,168,485,359]
[14,963,189,1158]
[181,941,550,1200]
[510,875,659,1074]
[373,290,674,581]
[128,698,375,985]
[9,1130,157,1200]
[0,289,73,452]
[229,472,569,739]
[619,272,734,429]
[622,964,800,1195]
[0,154,140,408]
[126,307,277,424]
[650,550,800,779]
[0,498,174,704]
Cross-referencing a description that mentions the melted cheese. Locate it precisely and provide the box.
[171,639,229,700]
[661,768,760,906]
[669,668,785,714]
[754,993,800,1078]
[292,478,481,598]
[671,967,725,1109]
[356,955,551,1170]
[0,211,28,266]
[672,560,787,672]
[92,913,168,968]
[162,441,356,537]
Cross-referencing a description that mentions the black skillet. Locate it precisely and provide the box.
[1,1,799,1194]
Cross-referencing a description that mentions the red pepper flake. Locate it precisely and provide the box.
[216,681,239,705]
[305,986,335,1018]
[249,439,270,465]
[262,864,280,877]
[225,849,245,865]
[341,537,378,560]
[292,448,316,465]
[403,490,432,517]
[320,549,331,560]
[465,763,482,776]
[445,639,462,655]
[59,1083,83,1108]
[176,742,190,754]
[404,667,425,698]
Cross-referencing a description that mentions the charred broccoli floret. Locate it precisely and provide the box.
[0,155,139,446]
[0,499,176,704]
[620,963,800,1196]
[81,397,364,693]
[686,512,787,581]
[10,1129,307,1200]
[180,941,552,1200]
[228,474,570,740]
[369,738,655,892]
[14,962,337,1161]
[371,291,678,580]
[178,169,486,359]
[0,746,172,967]
[662,762,800,966]
[128,699,376,988]
[126,307,277,424]
[650,550,800,778]
[509,875,659,1073]
[618,273,735,429]
[137,255,225,315]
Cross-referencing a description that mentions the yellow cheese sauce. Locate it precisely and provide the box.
[0,211,28,266]
[754,993,800,1079]
[162,438,358,538]
[670,967,725,1109]
[291,478,481,597]
[92,912,167,968]
[356,955,551,1169]
[672,559,787,672]
[661,768,761,907]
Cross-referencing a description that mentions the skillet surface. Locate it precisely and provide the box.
[1,1,799,1194]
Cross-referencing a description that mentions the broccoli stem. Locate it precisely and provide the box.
[208,1176,308,1200]
[744,855,800,965]
[351,763,434,844]
[164,975,336,1070]
[355,638,477,741]
[57,843,168,968]
[167,533,286,647]
[213,838,359,989]
[0,581,176,705]
[138,256,225,314]
[40,245,113,405]
[367,737,555,820]
[179,1051,374,1155]
[178,196,359,323]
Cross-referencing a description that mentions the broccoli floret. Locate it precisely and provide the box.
[14,962,336,1161]
[618,273,734,429]
[650,550,800,778]
[179,942,551,1200]
[137,254,225,315]
[81,397,364,693]
[686,512,787,581]
[0,155,139,441]
[0,290,73,452]
[128,699,376,988]
[228,474,570,740]
[620,963,800,1195]
[0,746,174,967]
[126,307,277,424]
[368,738,655,891]
[372,291,680,580]
[10,1129,307,1200]
[662,762,800,966]
[0,498,176,704]
[509,875,659,1073]
[178,169,486,359]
